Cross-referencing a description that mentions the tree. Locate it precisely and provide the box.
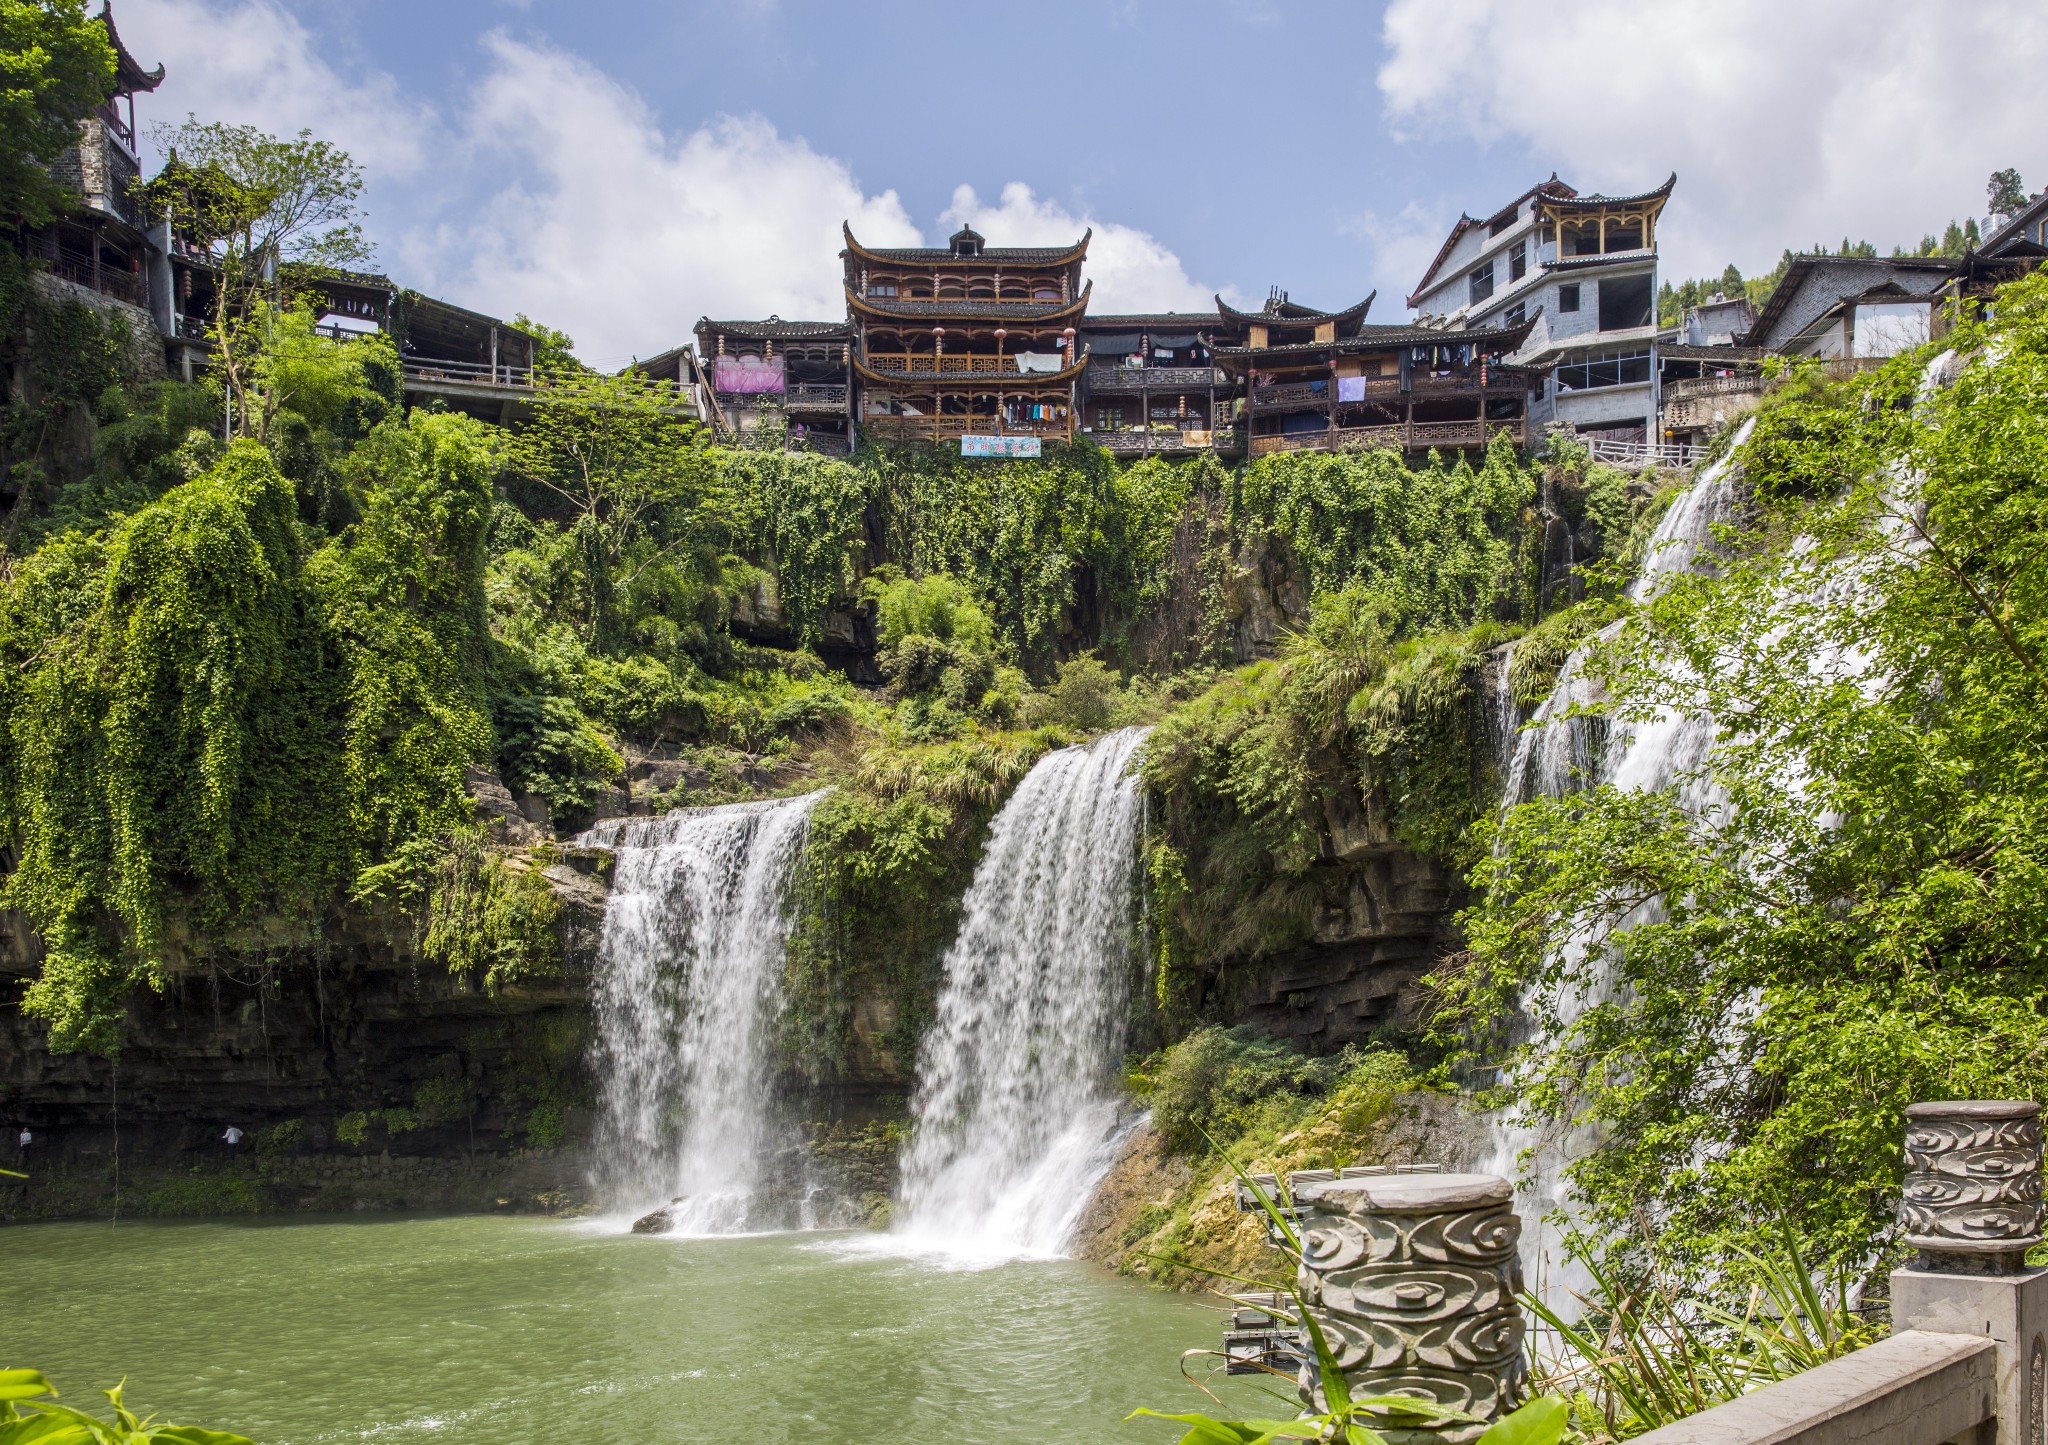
[1440,268,2048,1278]
[0,0,114,230]
[505,368,713,649]
[138,120,370,439]
[1988,167,2027,220]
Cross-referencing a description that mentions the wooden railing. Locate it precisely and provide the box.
[41,249,147,307]
[862,415,1070,443]
[1085,364,1225,391]
[1251,382,1331,408]
[1585,436,1702,469]
[719,382,847,408]
[861,354,1070,376]
[402,359,535,389]
[1249,420,1523,456]
[1091,427,1235,454]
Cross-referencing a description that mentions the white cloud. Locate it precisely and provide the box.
[109,8,1233,361]
[435,34,920,364]
[1342,201,1460,313]
[941,182,1222,315]
[1376,0,2048,288]
[118,0,434,178]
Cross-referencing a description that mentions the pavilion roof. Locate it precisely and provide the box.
[1214,292,1375,329]
[841,223,1091,269]
[847,287,1091,323]
[100,4,164,95]
[696,317,851,341]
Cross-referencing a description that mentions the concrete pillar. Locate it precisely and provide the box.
[1892,1101,2048,1445]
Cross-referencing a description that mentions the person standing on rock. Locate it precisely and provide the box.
[223,1125,244,1154]
[14,1126,27,1161]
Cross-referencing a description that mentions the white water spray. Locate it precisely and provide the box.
[891,728,1150,1264]
[583,791,824,1233]
[1483,422,1753,1297]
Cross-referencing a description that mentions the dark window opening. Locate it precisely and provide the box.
[1469,259,1495,305]
[1510,240,1527,282]
[1597,274,1653,331]
[1554,347,1651,391]
[868,282,897,298]
[1606,225,1643,251]
[1489,212,1516,237]
[1559,284,1581,314]
[1504,302,1526,327]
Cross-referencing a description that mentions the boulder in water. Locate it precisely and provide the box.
[631,1197,686,1233]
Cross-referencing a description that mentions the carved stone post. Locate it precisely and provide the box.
[1893,1101,2048,1445]
[1233,1167,1525,1441]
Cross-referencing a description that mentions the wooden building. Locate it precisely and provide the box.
[843,223,1089,444]
[690,317,853,453]
[1077,311,1242,457]
[1205,292,1539,457]
[15,6,164,330]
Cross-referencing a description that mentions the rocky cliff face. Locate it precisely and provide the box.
[0,845,610,1222]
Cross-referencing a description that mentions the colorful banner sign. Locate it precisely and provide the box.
[961,435,1042,458]
[712,354,786,394]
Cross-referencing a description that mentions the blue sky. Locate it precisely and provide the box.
[122,0,2048,365]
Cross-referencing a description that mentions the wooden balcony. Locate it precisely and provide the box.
[720,382,847,409]
[862,415,1071,444]
[403,358,534,390]
[1247,420,1523,457]
[1085,364,1226,392]
[1664,373,1763,402]
[1091,426,1239,456]
[862,353,1070,377]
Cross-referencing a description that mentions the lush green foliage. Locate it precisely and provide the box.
[1529,1228,1870,1441]
[0,0,114,228]
[0,1368,252,1445]
[1442,269,2048,1274]
[1234,433,1535,632]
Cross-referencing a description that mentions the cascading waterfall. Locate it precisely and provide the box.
[583,791,825,1234]
[891,727,1151,1263]
[1483,421,1754,1297]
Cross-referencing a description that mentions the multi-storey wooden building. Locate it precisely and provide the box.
[1203,292,1539,457]
[689,316,854,453]
[1076,310,1242,457]
[844,223,1089,445]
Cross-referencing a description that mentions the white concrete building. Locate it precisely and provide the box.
[1408,174,1673,446]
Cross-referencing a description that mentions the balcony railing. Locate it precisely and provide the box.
[861,353,1071,377]
[1665,373,1764,402]
[1585,436,1702,469]
[720,382,848,409]
[1248,420,1524,456]
[402,359,535,390]
[1085,364,1225,391]
[1090,427,1236,454]
[862,415,1071,443]
[41,249,147,307]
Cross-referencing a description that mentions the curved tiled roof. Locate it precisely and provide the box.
[842,222,1090,268]
[1082,310,1228,330]
[1534,172,1676,212]
[101,4,164,94]
[1214,292,1374,328]
[847,285,1091,323]
[1542,248,1657,271]
[695,317,850,341]
[1208,313,1539,363]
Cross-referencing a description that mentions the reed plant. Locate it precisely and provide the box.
[1525,1225,1874,1443]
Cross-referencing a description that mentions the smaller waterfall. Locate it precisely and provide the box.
[892,728,1150,1264]
[584,791,824,1233]
[1484,422,1754,1298]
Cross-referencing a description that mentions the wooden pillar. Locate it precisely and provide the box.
[90,225,101,293]
[1599,214,1609,254]
[490,326,499,385]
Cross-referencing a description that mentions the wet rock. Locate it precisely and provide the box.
[632,1199,683,1233]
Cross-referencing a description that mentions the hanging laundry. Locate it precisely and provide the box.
[1337,376,1368,403]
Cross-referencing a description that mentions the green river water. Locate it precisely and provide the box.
[3,1214,1274,1443]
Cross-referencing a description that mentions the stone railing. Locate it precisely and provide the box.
[1216,1102,2045,1445]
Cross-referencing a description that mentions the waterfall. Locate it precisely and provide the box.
[1483,422,1753,1297]
[582,791,825,1234]
[891,727,1151,1264]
